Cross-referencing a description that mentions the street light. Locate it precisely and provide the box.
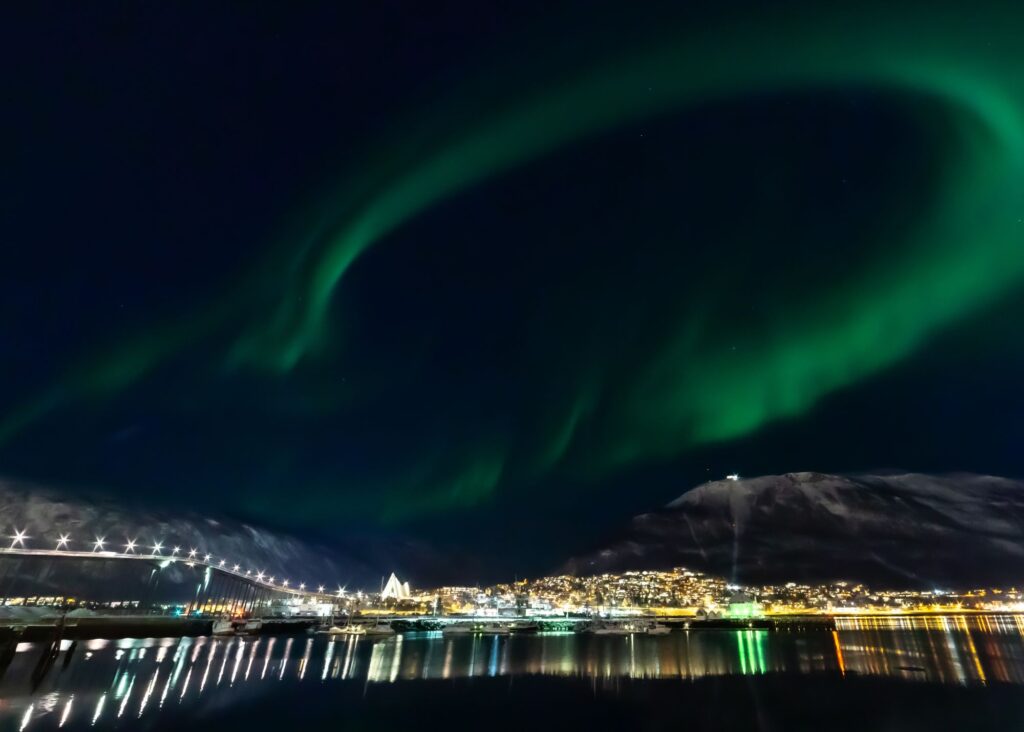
[92,537,106,552]
[9,528,28,548]
[218,559,226,567]
[299,583,306,591]
[232,564,240,572]
[124,538,137,554]
[317,585,325,594]
[203,554,212,563]
[188,548,197,559]
[56,534,71,550]
[256,571,265,582]
[150,541,163,555]
[172,546,180,556]
[282,580,289,588]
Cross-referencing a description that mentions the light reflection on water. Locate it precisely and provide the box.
[0,615,1023,729]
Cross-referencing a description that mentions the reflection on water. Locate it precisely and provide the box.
[1,615,1023,729]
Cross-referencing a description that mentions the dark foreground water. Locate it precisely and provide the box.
[2,615,1024,731]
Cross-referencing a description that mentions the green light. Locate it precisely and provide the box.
[726,602,764,619]
[754,631,767,674]
[4,3,1024,519]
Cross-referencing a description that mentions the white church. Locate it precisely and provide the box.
[381,572,411,601]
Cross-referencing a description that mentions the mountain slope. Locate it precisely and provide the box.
[562,472,1024,588]
[0,478,439,592]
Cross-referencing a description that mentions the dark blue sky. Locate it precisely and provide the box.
[4,1,1024,581]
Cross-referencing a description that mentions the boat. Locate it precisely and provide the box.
[441,622,475,635]
[478,622,510,635]
[326,620,395,638]
[645,622,672,635]
[588,621,632,635]
[250,617,319,635]
[441,622,510,636]
[211,619,235,636]
[508,621,540,633]
[361,620,396,637]
[587,620,653,635]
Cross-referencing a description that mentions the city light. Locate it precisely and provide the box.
[9,528,29,548]
[3,532,1023,626]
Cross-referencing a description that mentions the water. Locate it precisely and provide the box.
[2,615,1024,731]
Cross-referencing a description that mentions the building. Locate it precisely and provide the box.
[381,572,411,601]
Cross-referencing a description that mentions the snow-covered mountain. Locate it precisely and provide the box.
[562,472,1024,588]
[0,478,432,593]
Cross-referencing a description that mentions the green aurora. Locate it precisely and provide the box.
[4,3,1024,518]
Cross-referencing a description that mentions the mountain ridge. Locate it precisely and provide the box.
[562,471,1024,588]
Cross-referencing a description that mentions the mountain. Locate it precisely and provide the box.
[562,472,1024,589]
[0,478,439,594]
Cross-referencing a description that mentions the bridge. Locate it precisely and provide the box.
[0,529,361,617]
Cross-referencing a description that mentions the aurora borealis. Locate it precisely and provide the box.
[4,1,1024,576]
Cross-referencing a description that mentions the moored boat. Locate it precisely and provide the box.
[327,620,395,638]
[211,619,235,636]
[508,621,540,633]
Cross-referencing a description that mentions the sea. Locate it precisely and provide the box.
[2,615,1024,731]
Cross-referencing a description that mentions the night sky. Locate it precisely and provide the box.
[4,1,1024,580]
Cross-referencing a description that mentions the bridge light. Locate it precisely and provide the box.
[56,534,71,550]
[204,554,212,563]
[151,541,163,555]
[256,571,265,581]
[268,576,275,584]
[187,548,197,559]
[218,559,226,567]
[92,537,106,552]
[245,570,251,576]
[8,528,29,549]
[171,546,180,556]
[336,587,344,598]
[317,585,325,594]
[232,564,240,572]
[299,583,306,591]
[282,580,289,588]
[124,538,137,554]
